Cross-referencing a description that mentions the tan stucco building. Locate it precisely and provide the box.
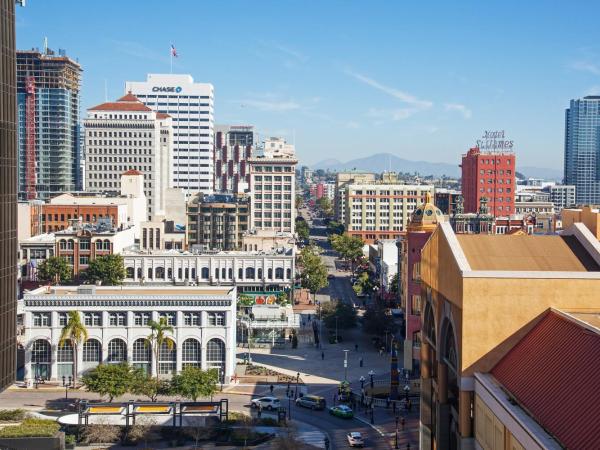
[562,205,600,238]
[419,221,600,449]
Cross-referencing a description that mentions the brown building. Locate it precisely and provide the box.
[419,221,600,449]
[38,204,122,234]
[0,0,18,392]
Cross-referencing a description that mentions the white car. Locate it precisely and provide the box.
[347,432,364,447]
[251,396,281,410]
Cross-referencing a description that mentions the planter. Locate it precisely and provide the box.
[0,431,64,450]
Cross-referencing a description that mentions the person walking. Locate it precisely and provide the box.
[321,351,325,360]
[269,384,274,394]
[401,416,405,431]
[359,357,363,367]
[258,404,262,418]
[355,343,358,351]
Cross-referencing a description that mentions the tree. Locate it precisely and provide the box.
[321,300,357,329]
[352,271,374,296]
[326,221,344,235]
[37,256,72,284]
[171,366,219,401]
[298,246,328,301]
[330,233,364,271]
[295,218,310,241]
[147,317,174,381]
[59,311,88,386]
[295,194,304,209]
[81,363,133,402]
[130,368,171,402]
[83,254,126,286]
[362,304,395,336]
[316,197,333,217]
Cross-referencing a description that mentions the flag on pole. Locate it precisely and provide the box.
[171,44,178,58]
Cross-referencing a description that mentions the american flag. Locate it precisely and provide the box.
[171,44,178,58]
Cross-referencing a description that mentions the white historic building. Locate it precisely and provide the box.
[19,285,236,384]
[122,247,295,293]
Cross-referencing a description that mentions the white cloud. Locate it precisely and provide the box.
[240,99,301,112]
[367,107,419,121]
[444,103,472,119]
[571,61,600,76]
[345,70,433,109]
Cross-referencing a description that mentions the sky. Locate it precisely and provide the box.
[15,0,600,169]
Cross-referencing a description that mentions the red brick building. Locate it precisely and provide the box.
[37,204,122,234]
[460,147,516,216]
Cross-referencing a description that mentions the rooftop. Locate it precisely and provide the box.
[89,92,152,112]
[491,309,600,450]
[25,285,233,298]
[122,247,294,257]
[455,234,600,272]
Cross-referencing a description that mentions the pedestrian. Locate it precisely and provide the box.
[401,416,405,430]
[258,405,262,418]
[386,397,390,409]
[324,437,330,450]
[379,347,383,356]
[270,384,274,394]
[355,343,358,351]
[407,399,412,412]
[321,351,325,360]
[333,393,337,405]
[359,357,363,367]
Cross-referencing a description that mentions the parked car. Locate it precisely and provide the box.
[296,395,326,410]
[251,397,280,410]
[347,432,364,447]
[328,405,354,419]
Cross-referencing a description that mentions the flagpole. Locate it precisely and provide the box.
[170,47,173,74]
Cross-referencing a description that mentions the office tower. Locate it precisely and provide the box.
[84,93,172,218]
[547,185,576,211]
[186,193,249,250]
[126,74,214,194]
[564,96,600,204]
[0,0,18,391]
[460,146,516,216]
[334,172,376,223]
[343,173,434,244]
[248,138,297,234]
[214,125,254,193]
[16,47,81,200]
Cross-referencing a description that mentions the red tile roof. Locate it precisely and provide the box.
[491,310,600,450]
[122,169,142,176]
[156,112,170,119]
[117,92,140,102]
[89,91,151,112]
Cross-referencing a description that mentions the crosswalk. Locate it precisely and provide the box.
[297,429,327,448]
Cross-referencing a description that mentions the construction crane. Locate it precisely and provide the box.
[25,75,36,200]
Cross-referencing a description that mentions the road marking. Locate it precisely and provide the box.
[354,416,386,436]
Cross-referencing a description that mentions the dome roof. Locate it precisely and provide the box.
[408,192,445,231]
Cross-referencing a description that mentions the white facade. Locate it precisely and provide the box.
[377,239,398,291]
[262,137,295,158]
[548,185,576,211]
[248,151,297,234]
[84,95,172,219]
[122,248,295,291]
[126,74,215,194]
[514,201,555,215]
[20,285,236,383]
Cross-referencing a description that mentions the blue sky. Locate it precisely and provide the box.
[15,0,600,169]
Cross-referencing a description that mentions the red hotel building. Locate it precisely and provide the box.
[460,147,516,216]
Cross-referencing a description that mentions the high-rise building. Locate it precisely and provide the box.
[84,93,172,218]
[126,74,214,194]
[343,175,434,244]
[460,146,516,216]
[0,0,18,392]
[214,125,254,193]
[248,139,297,234]
[17,47,82,200]
[334,172,376,223]
[547,184,576,211]
[564,96,600,204]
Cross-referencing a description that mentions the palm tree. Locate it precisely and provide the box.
[59,311,88,386]
[147,317,174,381]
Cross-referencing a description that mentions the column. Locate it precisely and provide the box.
[76,343,84,380]
[50,342,58,381]
[459,390,474,438]
[175,315,182,373]
[420,341,431,379]
[437,361,448,404]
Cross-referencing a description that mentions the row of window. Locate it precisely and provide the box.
[479,169,513,175]
[31,311,226,328]
[58,239,111,251]
[254,176,293,182]
[253,221,292,228]
[251,166,293,173]
[127,266,292,281]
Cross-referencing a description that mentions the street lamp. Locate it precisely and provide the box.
[62,375,73,400]
[395,415,399,449]
[368,370,375,388]
[359,375,365,390]
[403,384,410,402]
[343,349,349,381]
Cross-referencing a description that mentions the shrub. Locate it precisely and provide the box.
[257,417,280,427]
[0,418,60,438]
[65,434,76,445]
[0,409,27,422]
[80,424,121,444]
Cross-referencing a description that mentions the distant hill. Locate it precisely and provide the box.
[312,152,562,181]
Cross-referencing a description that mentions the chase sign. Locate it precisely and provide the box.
[152,86,182,93]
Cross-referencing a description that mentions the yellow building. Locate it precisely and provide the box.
[419,221,600,449]
[562,205,600,238]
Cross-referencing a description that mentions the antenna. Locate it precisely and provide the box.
[43,37,48,54]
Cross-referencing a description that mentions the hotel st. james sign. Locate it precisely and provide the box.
[476,130,514,151]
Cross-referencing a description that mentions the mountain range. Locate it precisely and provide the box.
[311,153,563,181]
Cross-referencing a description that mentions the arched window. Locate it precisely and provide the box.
[423,302,436,346]
[147,268,153,279]
[206,338,225,382]
[286,268,291,279]
[57,340,74,378]
[245,267,255,279]
[107,339,127,363]
[67,239,74,250]
[82,339,102,370]
[201,267,209,279]
[158,339,176,375]
[228,268,233,279]
[182,339,201,368]
[137,267,142,279]
[238,268,243,279]
[126,267,134,278]
[59,240,67,250]
[132,338,150,374]
[103,239,111,250]
[258,268,263,279]
[95,240,103,250]
[221,268,226,279]
[275,268,284,279]
[31,339,51,380]
[155,267,165,279]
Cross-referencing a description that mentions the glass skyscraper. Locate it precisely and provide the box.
[564,96,600,204]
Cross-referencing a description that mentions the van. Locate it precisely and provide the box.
[295,395,326,410]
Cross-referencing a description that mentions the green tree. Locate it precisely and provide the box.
[352,271,374,296]
[81,363,133,402]
[147,317,174,381]
[295,218,310,241]
[84,254,126,286]
[316,197,333,217]
[298,246,328,302]
[330,233,364,271]
[326,221,344,235]
[321,300,357,329]
[170,366,219,401]
[362,304,395,336]
[295,193,304,209]
[130,368,171,402]
[37,256,72,284]
[59,311,88,386]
